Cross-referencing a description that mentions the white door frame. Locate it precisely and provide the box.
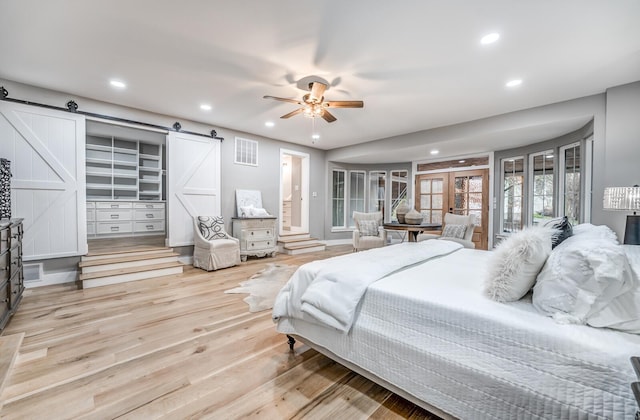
[279,148,310,235]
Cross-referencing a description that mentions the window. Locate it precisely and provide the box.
[368,171,386,217]
[331,170,346,228]
[530,151,555,225]
[234,137,258,166]
[348,171,366,227]
[560,143,581,225]
[501,157,524,232]
[390,170,408,222]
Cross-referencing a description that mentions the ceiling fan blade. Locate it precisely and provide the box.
[325,100,364,108]
[309,82,327,102]
[263,95,303,105]
[280,108,305,119]
[321,109,337,123]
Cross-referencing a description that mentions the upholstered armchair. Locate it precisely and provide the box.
[352,211,387,251]
[193,216,241,271]
[416,213,476,249]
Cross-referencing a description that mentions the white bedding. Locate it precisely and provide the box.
[273,240,462,332]
[276,248,640,419]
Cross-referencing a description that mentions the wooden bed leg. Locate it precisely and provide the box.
[286,335,295,351]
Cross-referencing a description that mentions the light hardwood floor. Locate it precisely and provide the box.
[0,245,438,419]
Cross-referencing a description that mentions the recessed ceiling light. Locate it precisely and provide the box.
[200,104,212,111]
[109,80,126,89]
[430,150,439,155]
[265,121,275,127]
[459,160,466,163]
[311,134,320,140]
[480,33,500,45]
[506,79,523,88]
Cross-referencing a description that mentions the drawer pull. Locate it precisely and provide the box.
[111,226,120,231]
[250,232,254,236]
[111,204,118,208]
[146,213,154,218]
[146,225,154,230]
[111,214,120,219]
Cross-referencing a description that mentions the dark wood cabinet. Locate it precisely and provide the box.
[0,218,24,332]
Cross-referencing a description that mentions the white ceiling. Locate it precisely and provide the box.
[1,1,639,161]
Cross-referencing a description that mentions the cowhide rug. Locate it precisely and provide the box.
[224,263,298,312]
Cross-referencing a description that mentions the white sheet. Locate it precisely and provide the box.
[273,240,462,332]
[277,248,640,419]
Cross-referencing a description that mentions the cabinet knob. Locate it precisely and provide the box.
[111,204,118,208]
[111,214,119,219]
[146,225,154,229]
[111,226,119,231]
[146,214,153,218]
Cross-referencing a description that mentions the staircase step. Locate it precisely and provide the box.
[82,246,173,261]
[277,233,311,242]
[282,242,326,255]
[279,238,320,247]
[0,333,24,409]
[79,252,180,273]
[78,262,184,289]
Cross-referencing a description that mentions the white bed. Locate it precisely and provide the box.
[274,244,640,419]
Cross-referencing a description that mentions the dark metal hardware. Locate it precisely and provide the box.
[66,100,78,112]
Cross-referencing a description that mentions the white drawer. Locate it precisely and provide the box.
[97,221,133,234]
[244,239,275,251]
[87,222,96,235]
[97,201,133,209]
[134,221,165,233]
[97,209,133,221]
[243,228,274,240]
[86,202,96,209]
[86,210,96,222]
[134,202,165,210]
[134,209,165,220]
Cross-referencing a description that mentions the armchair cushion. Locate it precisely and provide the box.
[358,219,380,237]
[197,216,228,240]
[441,224,467,239]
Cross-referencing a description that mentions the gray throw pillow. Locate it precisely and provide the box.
[542,216,573,248]
[441,224,467,239]
[358,219,379,237]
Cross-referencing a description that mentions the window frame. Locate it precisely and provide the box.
[348,170,367,228]
[528,150,555,226]
[331,169,347,229]
[558,141,581,225]
[368,170,387,220]
[390,170,409,223]
[499,156,525,233]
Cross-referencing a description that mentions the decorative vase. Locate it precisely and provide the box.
[404,208,423,225]
[395,200,410,224]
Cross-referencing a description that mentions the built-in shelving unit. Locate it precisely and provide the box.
[86,136,163,201]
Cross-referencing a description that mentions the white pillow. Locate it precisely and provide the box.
[484,226,556,302]
[571,223,618,241]
[251,207,270,217]
[532,233,633,325]
[239,204,255,217]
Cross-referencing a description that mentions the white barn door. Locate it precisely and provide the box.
[166,132,221,246]
[0,101,87,260]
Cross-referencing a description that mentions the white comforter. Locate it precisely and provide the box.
[272,240,462,332]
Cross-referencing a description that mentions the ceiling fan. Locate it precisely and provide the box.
[263,81,363,123]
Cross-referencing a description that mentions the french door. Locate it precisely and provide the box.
[416,169,489,249]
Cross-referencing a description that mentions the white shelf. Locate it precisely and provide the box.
[86,144,113,152]
[139,153,160,160]
[86,183,113,190]
[86,157,113,165]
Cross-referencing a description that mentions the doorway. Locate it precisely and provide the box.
[279,149,310,236]
[416,168,490,249]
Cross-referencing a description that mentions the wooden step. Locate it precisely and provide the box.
[78,262,184,289]
[82,247,173,261]
[79,252,180,272]
[0,333,24,410]
[278,238,320,247]
[277,233,311,241]
[281,242,326,255]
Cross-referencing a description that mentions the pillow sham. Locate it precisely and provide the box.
[239,204,255,218]
[542,216,573,248]
[484,226,556,302]
[441,224,466,239]
[572,223,618,242]
[532,235,633,325]
[358,219,379,237]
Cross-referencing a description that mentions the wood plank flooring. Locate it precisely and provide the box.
[0,245,439,419]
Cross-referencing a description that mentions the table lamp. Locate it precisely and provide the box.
[603,185,640,245]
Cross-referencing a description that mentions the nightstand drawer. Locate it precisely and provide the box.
[134,221,165,233]
[96,221,133,234]
[243,228,274,240]
[245,239,274,250]
[134,209,165,220]
[97,209,133,221]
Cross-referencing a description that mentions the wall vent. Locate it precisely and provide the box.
[23,263,43,283]
[234,137,258,166]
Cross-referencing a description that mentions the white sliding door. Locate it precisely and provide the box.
[0,101,87,260]
[166,131,221,246]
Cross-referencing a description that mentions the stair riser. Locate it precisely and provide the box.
[277,234,311,241]
[81,256,179,274]
[281,240,320,248]
[80,266,184,289]
[82,249,173,261]
[284,245,326,255]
